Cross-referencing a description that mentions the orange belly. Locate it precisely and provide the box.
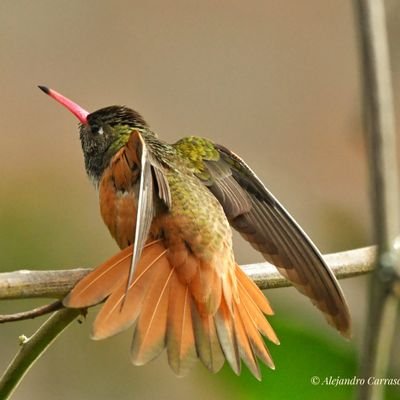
[99,166,138,249]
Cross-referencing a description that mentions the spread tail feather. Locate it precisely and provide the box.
[166,275,197,375]
[63,245,133,308]
[63,243,278,379]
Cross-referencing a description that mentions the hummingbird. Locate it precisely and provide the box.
[39,86,350,380]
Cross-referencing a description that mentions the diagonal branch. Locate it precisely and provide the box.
[0,308,81,400]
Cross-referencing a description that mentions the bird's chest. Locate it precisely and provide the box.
[98,163,139,249]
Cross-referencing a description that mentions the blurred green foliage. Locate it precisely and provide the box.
[218,317,399,399]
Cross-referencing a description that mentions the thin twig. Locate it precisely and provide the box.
[0,308,81,400]
[353,1,400,399]
[0,301,63,323]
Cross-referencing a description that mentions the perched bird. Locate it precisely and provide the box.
[39,86,350,379]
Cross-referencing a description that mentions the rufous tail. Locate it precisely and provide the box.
[63,240,279,379]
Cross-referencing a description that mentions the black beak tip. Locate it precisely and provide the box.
[38,85,50,95]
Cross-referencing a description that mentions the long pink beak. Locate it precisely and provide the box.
[38,86,89,124]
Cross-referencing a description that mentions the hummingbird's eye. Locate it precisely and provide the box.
[90,125,104,136]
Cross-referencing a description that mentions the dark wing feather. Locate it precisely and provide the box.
[205,144,351,337]
[123,131,171,301]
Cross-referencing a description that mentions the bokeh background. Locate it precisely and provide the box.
[1,1,400,399]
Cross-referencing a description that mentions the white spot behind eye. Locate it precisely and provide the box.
[98,127,104,135]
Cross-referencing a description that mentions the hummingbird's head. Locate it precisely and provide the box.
[38,86,148,183]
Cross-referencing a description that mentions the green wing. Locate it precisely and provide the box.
[177,137,351,337]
